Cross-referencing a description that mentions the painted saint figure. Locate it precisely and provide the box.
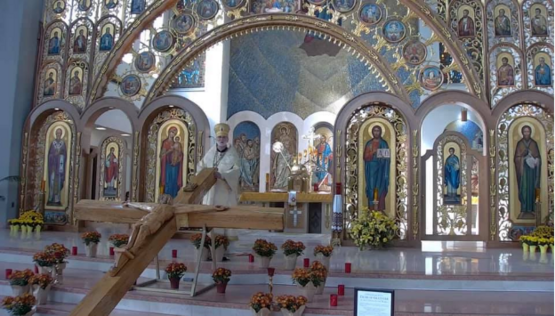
[69,70,82,95]
[159,126,183,198]
[272,126,293,190]
[458,9,475,37]
[315,136,332,183]
[514,125,541,218]
[44,72,56,96]
[535,57,551,86]
[48,31,60,55]
[99,27,114,51]
[47,128,67,206]
[73,29,87,53]
[363,126,390,211]
[104,147,118,194]
[531,7,547,36]
[495,9,511,36]
[131,0,146,14]
[444,147,460,203]
[497,57,514,86]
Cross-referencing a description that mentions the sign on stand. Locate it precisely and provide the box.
[354,288,394,316]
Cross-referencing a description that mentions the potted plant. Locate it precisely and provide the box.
[249,292,273,316]
[212,267,232,293]
[313,245,333,269]
[108,234,129,265]
[29,273,54,305]
[81,231,101,257]
[277,295,307,316]
[8,270,34,296]
[190,233,211,262]
[32,251,56,276]
[310,261,328,294]
[252,239,277,268]
[2,293,36,316]
[281,240,305,270]
[291,268,317,301]
[538,237,550,255]
[520,235,530,252]
[212,235,229,262]
[45,243,70,281]
[350,209,397,250]
[164,262,187,290]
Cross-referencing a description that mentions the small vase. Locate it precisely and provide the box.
[315,279,326,294]
[216,281,228,293]
[284,254,298,270]
[281,305,306,316]
[169,277,180,290]
[297,282,317,301]
[251,307,271,316]
[195,247,209,262]
[256,255,272,268]
[13,225,20,233]
[212,246,225,262]
[26,225,33,233]
[315,254,331,270]
[35,226,42,233]
[522,243,529,252]
[11,284,30,296]
[21,225,27,234]
[85,243,98,258]
[33,284,51,305]
[54,262,66,284]
[38,266,54,277]
[530,245,537,253]
[539,245,548,255]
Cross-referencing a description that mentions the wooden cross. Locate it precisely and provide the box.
[69,168,284,316]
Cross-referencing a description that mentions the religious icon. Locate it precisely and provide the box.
[68,67,83,95]
[196,0,219,20]
[223,0,244,9]
[457,6,475,37]
[103,143,119,197]
[131,0,146,14]
[514,125,541,219]
[233,121,261,192]
[43,70,57,97]
[359,3,382,26]
[52,0,65,14]
[331,0,356,13]
[403,40,427,65]
[531,4,548,36]
[99,24,114,51]
[105,0,118,9]
[419,66,444,90]
[250,0,297,13]
[134,51,156,73]
[494,5,511,37]
[534,53,552,86]
[363,125,390,211]
[444,120,483,151]
[77,0,91,11]
[497,54,514,86]
[158,123,186,198]
[152,30,174,53]
[46,127,68,207]
[314,127,333,189]
[444,145,461,205]
[171,14,195,34]
[48,28,62,56]
[382,19,406,43]
[73,27,87,54]
[271,122,297,191]
[120,74,141,96]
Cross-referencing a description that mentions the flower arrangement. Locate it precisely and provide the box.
[212,267,232,284]
[281,240,305,257]
[44,243,69,264]
[33,251,56,267]
[164,262,187,279]
[531,226,554,239]
[309,268,327,287]
[8,270,34,287]
[520,235,538,246]
[29,273,54,289]
[9,211,44,233]
[350,210,397,250]
[81,231,101,245]
[276,295,307,313]
[252,239,277,258]
[291,268,312,287]
[214,235,230,249]
[108,234,129,248]
[313,245,333,257]
[249,292,273,313]
[190,233,211,249]
[2,293,36,316]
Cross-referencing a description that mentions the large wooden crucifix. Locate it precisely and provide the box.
[69,168,284,316]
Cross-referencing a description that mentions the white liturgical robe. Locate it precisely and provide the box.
[197,144,240,206]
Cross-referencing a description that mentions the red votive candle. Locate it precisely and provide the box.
[303,258,310,268]
[330,294,338,306]
[72,246,78,256]
[267,267,275,277]
[34,265,39,274]
[172,249,177,258]
[109,247,114,256]
[338,284,345,296]
[313,184,319,192]
[5,269,12,279]
[248,254,254,262]
[345,263,351,273]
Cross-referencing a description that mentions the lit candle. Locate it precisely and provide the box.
[172,249,177,258]
[72,246,78,256]
[338,284,345,296]
[535,188,541,202]
[303,258,310,268]
[373,188,378,202]
[330,294,338,306]
[345,262,351,273]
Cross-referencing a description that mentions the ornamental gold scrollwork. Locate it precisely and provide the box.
[489,129,497,240]
[132,131,140,202]
[412,129,419,240]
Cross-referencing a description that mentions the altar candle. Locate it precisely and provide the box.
[303,258,310,268]
[5,269,12,279]
[41,180,45,191]
[72,246,78,256]
[330,294,338,306]
[345,262,351,273]
[267,267,275,277]
[109,247,114,256]
[338,284,345,296]
[248,254,254,263]
[172,249,177,258]
[34,265,38,274]
[313,184,319,192]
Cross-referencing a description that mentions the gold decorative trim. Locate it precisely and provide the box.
[412,129,419,240]
[489,129,496,240]
[71,131,81,225]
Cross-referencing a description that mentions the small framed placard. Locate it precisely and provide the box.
[354,288,394,316]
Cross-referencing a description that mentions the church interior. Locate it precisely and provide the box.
[0,0,553,315]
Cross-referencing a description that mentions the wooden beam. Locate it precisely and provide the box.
[240,192,333,203]
[74,200,153,224]
[69,218,178,316]
[173,168,216,205]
